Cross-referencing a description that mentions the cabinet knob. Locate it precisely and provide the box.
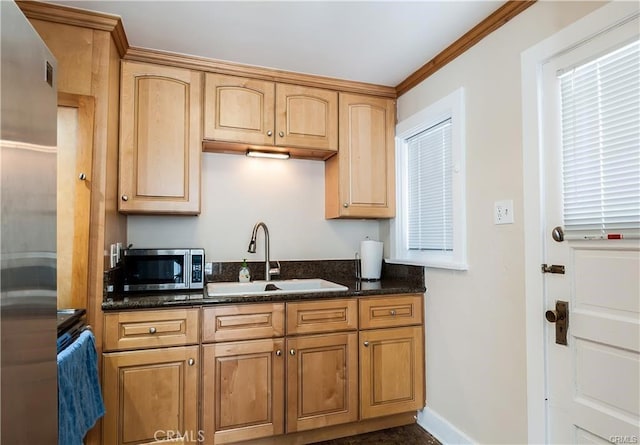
[363,341,369,347]
[343,203,349,208]
[121,194,129,202]
[148,327,156,334]
[78,173,86,181]
[279,131,284,137]
[275,350,282,356]
[188,358,195,366]
[267,130,273,137]
[289,349,296,356]
[390,310,397,316]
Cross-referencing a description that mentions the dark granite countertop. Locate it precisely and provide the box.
[102,260,425,311]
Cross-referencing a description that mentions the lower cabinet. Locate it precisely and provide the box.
[102,294,424,445]
[201,302,359,443]
[359,326,424,419]
[102,346,200,445]
[286,332,358,433]
[202,338,285,445]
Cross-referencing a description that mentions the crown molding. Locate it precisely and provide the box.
[16,0,129,57]
[125,47,398,98]
[395,0,537,96]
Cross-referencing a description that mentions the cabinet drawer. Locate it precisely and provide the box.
[103,308,200,351]
[359,294,423,329]
[202,303,284,343]
[286,299,357,335]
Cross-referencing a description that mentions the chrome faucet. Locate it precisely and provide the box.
[247,222,280,281]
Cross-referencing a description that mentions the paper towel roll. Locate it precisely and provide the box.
[360,239,383,280]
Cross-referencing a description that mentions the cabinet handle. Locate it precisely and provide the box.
[363,341,369,347]
[390,310,397,316]
[275,350,282,357]
[188,358,195,366]
[78,173,86,181]
[148,327,156,334]
[267,130,273,136]
[121,194,129,202]
[343,203,349,208]
[289,349,296,356]
[279,131,284,137]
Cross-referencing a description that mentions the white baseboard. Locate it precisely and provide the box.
[417,406,476,444]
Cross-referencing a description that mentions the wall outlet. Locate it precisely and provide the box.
[494,200,514,225]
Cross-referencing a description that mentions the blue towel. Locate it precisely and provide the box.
[57,330,105,445]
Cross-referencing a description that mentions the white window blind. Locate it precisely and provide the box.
[406,118,453,251]
[559,39,640,238]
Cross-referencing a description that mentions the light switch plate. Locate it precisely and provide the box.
[495,200,514,224]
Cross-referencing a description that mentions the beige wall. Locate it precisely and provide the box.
[127,153,381,261]
[391,1,606,442]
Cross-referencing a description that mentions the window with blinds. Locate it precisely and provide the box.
[392,87,466,270]
[407,119,453,251]
[559,39,640,238]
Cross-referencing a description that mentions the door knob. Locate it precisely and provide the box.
[148,327,156,334]
[267,130,273,136]
[78,173,86,180]
[275,350,282,356]
[188,358,195,366]
[289,349,296,356]
[545,310,563,323]
[121,194,129,202]
[363,341,369,347]
[279,131,284,137]
[552,226,564,242]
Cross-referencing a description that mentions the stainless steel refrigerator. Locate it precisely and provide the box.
[1,1,58,443]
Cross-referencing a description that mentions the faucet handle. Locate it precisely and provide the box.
[269,260,281,277]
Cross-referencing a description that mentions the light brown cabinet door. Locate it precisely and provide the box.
[56,93,94,310]
[102,346,199,445]
[119,61,202,214]
[202,339,285,445]
[286,332,358,433]
[359,326,425,419]
[325,93,396,219]
[204,73,275,146]
[275,84,337,151]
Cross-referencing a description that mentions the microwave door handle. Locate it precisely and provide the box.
[185,254,191,288]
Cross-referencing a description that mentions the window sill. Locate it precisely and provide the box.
[386,258,469,271]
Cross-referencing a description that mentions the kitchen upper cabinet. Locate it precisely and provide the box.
[119,61,202,214]
[275,83,337,151]
[325,93,396,219]
[204,73,275,146]
[203,73,338,159]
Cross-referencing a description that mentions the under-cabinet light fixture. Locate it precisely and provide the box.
[246,150,290,160]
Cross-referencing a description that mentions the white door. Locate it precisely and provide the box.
[541,17,640,444]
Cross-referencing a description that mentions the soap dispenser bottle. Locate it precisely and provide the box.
[239,259,251,283]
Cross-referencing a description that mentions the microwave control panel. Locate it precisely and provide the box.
[191,251,204,288]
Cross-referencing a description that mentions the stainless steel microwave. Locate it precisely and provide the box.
[122,248,204,292]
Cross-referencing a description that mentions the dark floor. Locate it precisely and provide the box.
[311,424,441,445]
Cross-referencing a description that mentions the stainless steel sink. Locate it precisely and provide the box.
[206,279,348,298]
